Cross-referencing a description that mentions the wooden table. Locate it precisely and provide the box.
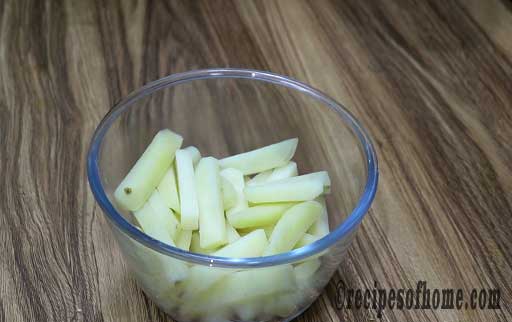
[1,1,511,321]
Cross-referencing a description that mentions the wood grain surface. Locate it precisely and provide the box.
[1,1,511,321]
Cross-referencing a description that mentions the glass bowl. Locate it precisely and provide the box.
[87,68,378,322]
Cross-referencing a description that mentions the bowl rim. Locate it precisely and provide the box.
[87,68,379,268]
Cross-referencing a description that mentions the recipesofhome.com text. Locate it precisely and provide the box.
[335,280,501,319]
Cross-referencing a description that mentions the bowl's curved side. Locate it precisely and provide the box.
[86,68,378,268]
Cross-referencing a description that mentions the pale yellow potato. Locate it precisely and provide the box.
[182,265,230,300]
[190,232,216,255]
[263,294,300,318]
[221,177,237,210]
[132,202,189,282]
[157,166,180,213]
[294,258,321,288]
[308,196,330,237]
[227,203,296,229]
[183,145,201,166]
[294,233,320,249]
[175,229,193,251]
[268,161,298,181]
[175,149,199,230]
[182,229,268,300]
[225,222,241,243]
[234,301,261,321]
[247,161,298,186]
[212,229,268,258]
[220,168,248,216]
[244,172,327,203]
[219,138,298,175]
[195,157,227,249]
[264,201,323,256]
[114,129,183,211]
[148,190,179,239]
[263,225,275,239]
[246,170,272,186]
[134,197,175,243]
[185,265,296,315]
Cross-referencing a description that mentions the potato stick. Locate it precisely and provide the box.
[190,232,217,254]
[183,146,201,166]
[227,203,296,229]
[246,170,272,186]
[157,165,180,213]
[196,157,227,249]
[307,196,330,237]
[248,161,298,187]
[264,201,322,255]
[244,174,325,203]
[220,168,249,216]
[148,190,179,239]
[115,129,183,210]
[294,233,320,249]
[267,161,298,182]
[219,138,298,175]
[225,222,241,243]
[175,149,199,230]
[175,229,193,251]
[212,229,268,258]
[183,229,268,299]
[221,177,237,210]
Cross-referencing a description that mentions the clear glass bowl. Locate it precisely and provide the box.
[87,69,378,322]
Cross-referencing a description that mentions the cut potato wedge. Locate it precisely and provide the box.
[182,265,230,300]
[307,196,330,237]
[183,146,201,166]
[235,301,261,321]
[294,233,320,249]
[124,239,189,286]
[157,166,180,213]
[246,170,272,186]
[263,225,275,239]
[221,177,237,210]
[235,227,253,236]
[227,203,296,229]
[132,204,189,282]
[148,190,179,239]
[191,265,296,313]
[299,171,331,191]
[244,172,330,203]
[175,229,193,251]
[268,161,298,182]
[220,168,248,216]
[225,222,241,243]
[190,232,216,254]
[294,259,321,287]
[244,180,322,203]
[213,229,268,258]
[219,138,298,175]
[183,229,268,299]
[115,129,183,211]
[175,149,199,230]
[272,171,330,189]
[135,197,175,243]
[263,293,300,318]
[248,161,298,187]
[196,157,227,249]
[293,259,321,296]
[264,201,322,255]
